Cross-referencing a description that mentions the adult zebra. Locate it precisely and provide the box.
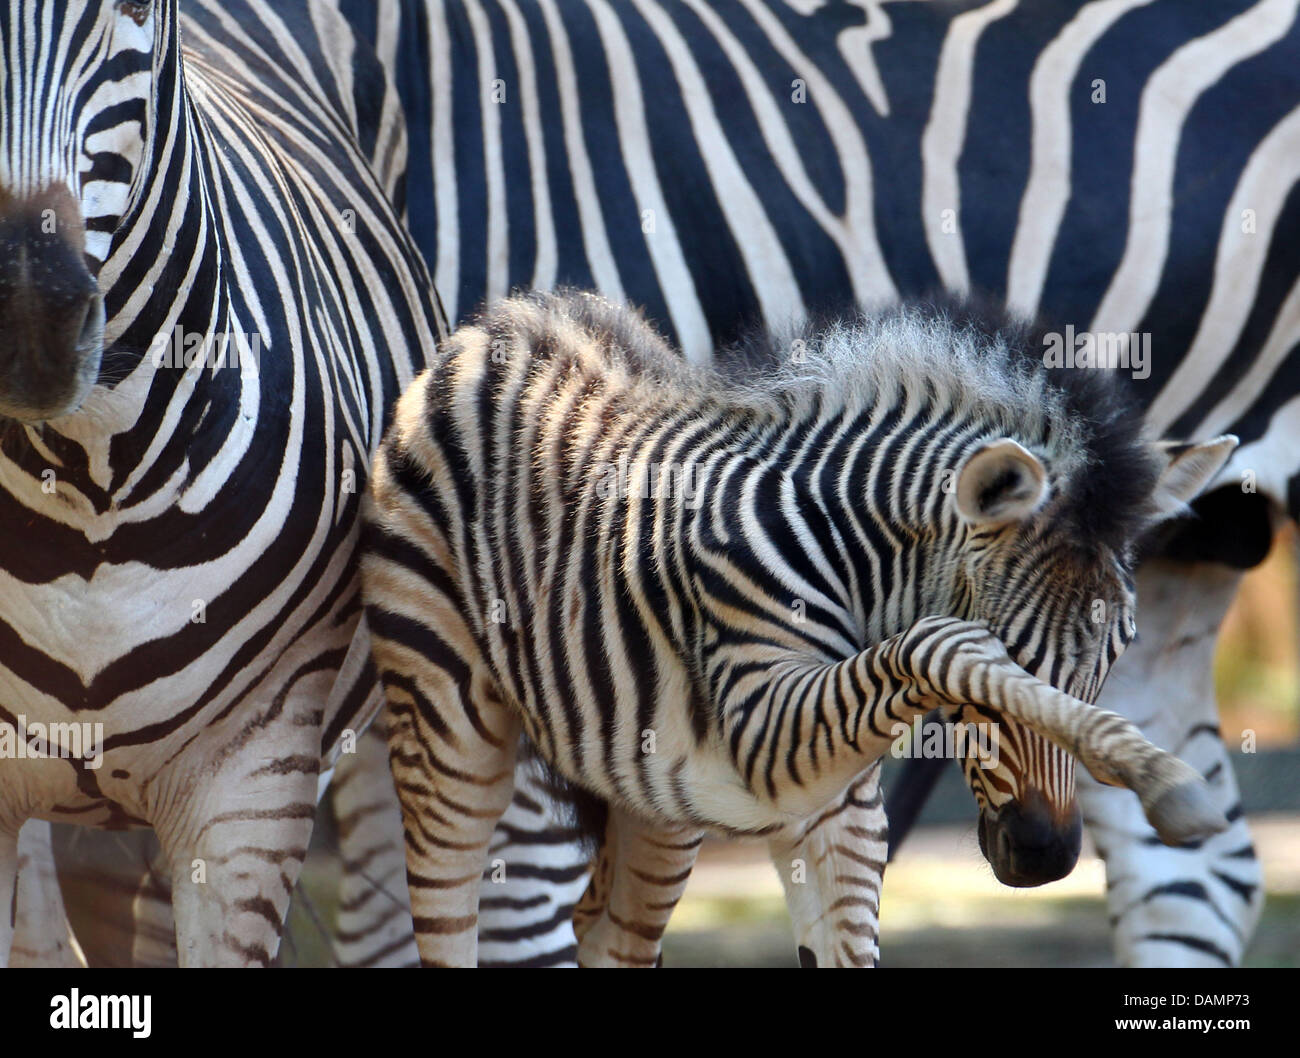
[340,0,1298,965]
[0,0,454,966]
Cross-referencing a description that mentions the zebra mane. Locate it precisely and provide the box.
[715,297,1161,554]
[482,290,1160,554]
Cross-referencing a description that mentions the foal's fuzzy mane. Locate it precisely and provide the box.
[715,297,1160,554]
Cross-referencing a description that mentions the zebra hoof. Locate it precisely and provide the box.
[1146,782,1229,846]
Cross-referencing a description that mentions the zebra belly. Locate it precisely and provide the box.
[0,554,372,829]
[481,621,806,836]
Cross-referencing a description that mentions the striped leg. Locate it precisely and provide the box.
[769,764,886,969]
[152,710,323,966]
[330,716,419,968]
[884,617,1228,844]
[1080,559,1263,966]
[384,660,521,967]
[717,616,1226,846]
[573,806,701,968]
[11,821,82,967]
[478,760,593,967]
[159,779,318,967]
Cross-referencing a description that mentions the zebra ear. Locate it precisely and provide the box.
[954,438,1049,526]
[1145,434,1238,524]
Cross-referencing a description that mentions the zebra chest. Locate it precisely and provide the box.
[0,472,356,708]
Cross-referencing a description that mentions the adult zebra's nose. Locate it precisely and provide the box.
[979,789,1082,887]
[0,184,104,422]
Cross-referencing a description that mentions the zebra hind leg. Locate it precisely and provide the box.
[329,714,419,968]
[478,758,595,967]
[768,763,887,968]
[572,805,702,968]
[382,659,521,967]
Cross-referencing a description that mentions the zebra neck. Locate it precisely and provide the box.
[700,402,966,647]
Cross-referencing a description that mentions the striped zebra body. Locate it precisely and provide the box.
[362,289,1233,966]
[341,0,1297,965]
[0,0,444,966]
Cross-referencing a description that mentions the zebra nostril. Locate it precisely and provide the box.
[76,291,105,351]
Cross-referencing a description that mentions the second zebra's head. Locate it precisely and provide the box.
[0,0,172,421]
[942,387,1235,887]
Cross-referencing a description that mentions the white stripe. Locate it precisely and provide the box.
[1148,102,1300,435]
[1199,275,1300,437]
[1006,0,1156,318]
[587,0,712,361]
[834,0,902,119]
[430,0,460,321]
[922,0,1019,297]
[535,0,625,304]
[464,0,510,306]
[729,0,898,310]
[498,0,558,292]
[1090,0,1296,338]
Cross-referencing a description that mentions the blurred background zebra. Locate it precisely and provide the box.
[334,0,1300,965]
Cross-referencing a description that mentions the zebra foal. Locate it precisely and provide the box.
[362,291,1236,967]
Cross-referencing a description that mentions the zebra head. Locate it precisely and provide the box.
[947,430,1237,887]
[0,0,164,421]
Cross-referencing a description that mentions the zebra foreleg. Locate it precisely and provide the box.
[151,733,322,967]
[572,806,701,968]
[717,615,1224,844]
[10,821,83,967]
[885,616,1230,846]
[768,764,886,969]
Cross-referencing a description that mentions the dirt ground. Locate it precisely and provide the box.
[660,815,1300,968]
[277,814,1298,967]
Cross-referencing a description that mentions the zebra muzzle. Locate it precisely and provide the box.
[0,184,104,421]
